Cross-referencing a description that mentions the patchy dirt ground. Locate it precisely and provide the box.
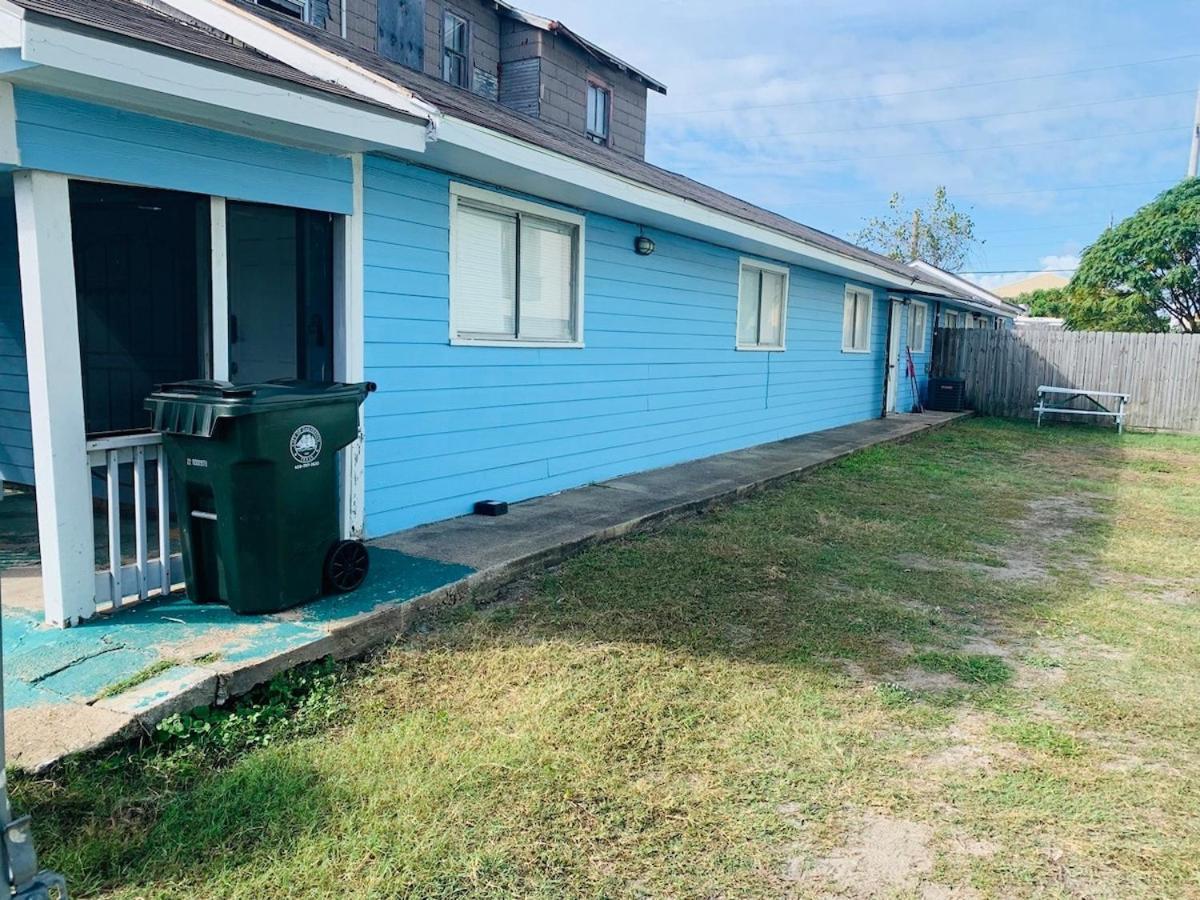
[14,420,1200,899]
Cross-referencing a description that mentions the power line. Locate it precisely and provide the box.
[664,36,1169,99]
[710,126,1179,173]
[657,52,1200,117]
[963,268,1077,274]
[749,88,1196,139]
[958,178,1173,199]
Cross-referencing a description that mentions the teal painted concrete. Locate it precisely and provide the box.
[1,547,473,710]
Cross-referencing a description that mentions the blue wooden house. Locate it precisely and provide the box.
[0,0,1018,624]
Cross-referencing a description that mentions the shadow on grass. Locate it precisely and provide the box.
[15,417,1178,897]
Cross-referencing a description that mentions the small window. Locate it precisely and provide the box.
[736,260,789,350]
[450,184,585,346]
[586,82,611,145]
[255,0,309,21]
[994,316,1005,330]
[907,301,928,353]
[942,309,960,329]
[442,11,469,87]
[842,286,873,352]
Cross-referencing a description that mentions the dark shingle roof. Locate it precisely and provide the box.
[11,0,978,302]
[10,0,405,113]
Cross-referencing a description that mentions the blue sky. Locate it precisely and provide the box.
[543,0,1200,289]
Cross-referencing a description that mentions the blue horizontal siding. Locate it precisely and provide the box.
[360,157,898,535]
[0,179,32,485]
[13,89,353,214]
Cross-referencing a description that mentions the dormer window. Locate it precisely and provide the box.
[442,11,469,87]
[586,81,611,145]
[254,0,308,21]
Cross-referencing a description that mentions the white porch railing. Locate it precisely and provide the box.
[86,433,183,612]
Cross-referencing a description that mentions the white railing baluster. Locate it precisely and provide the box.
[157,450,171,598]
[106,451,122,608]
[84,432,180,617]
[133,444,148,601]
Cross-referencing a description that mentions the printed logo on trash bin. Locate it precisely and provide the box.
[289,424,323,468]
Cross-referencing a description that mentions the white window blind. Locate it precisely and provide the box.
[519,217,575,341]
[450,186,583,345]
[736,261,788,349]
[454,203,517,338]
[842,287,872,352]
[908,301,928,353]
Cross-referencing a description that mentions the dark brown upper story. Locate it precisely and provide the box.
[248,0,666,159]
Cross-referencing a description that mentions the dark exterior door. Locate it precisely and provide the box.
[226,202,334,384]
[70,182,209,436]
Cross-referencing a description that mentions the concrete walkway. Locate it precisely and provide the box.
[2,411,966,770]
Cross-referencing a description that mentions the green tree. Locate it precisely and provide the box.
[1016,284,1166,333]
[1019,286,1072,318]
[853,186,978,270]
[1071,178,1200,333]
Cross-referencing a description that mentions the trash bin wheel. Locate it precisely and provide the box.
[324,540,370,593]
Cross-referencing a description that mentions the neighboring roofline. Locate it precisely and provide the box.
[493,1,667,94]
[3,0,975,302]
[908,260,1023,316]
[0,0,430,154]
[161,0,439,122]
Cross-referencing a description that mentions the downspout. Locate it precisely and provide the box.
[341,0,347,39]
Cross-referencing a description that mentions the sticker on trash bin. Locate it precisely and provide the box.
[290,424,323,468]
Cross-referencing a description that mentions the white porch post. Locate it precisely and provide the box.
[209,196,229,380]
[334,153,365,539]
[13,170,94,626]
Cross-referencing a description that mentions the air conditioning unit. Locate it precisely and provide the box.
[927,377,966,412]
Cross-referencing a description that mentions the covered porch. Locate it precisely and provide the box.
[1,145,365,626]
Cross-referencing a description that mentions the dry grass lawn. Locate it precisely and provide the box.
[13,418,1200,898]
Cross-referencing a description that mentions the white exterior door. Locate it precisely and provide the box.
[886,301,903,413]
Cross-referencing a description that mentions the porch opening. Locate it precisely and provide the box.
[1,177,344,624]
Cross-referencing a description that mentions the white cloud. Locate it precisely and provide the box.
[1039,253,1081,275]
[514,0,1197,274]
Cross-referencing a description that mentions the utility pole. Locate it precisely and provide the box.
[910,209,921,261]
[1189,86,1200,178]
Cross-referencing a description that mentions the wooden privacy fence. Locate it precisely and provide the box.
[931,328,1200,433]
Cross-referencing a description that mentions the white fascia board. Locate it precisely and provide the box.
[909,260,1020,315]
[0,2,20,48]
[161,0,439,125]
[13,16,427,154]
[430,117,935,293]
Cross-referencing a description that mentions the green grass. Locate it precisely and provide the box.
[914,651,1013,685]
[93,660,179,700]
[12,418,1200,898]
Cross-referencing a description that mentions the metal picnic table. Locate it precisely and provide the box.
[1034,385,1130,433]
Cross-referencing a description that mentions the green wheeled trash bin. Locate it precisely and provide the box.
[145,379,375,614]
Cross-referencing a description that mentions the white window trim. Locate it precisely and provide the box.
[735,257,790,352]
[448,182,586,348]
[842,285,874,354]
[907,300,928,354]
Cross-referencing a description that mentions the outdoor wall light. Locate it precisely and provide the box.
[634,234,656,256]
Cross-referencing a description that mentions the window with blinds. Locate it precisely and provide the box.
[736,260,789,350]
[842,286,873,352]
[907,300,928,353]
[450,184,584,346]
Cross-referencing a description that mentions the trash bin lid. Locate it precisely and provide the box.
[145,379,374,437]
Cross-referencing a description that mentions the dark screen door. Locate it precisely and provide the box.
[70,182,209,435]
